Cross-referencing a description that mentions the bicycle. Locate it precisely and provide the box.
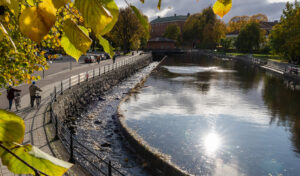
[35,92,41,108]
[14,92,21,111]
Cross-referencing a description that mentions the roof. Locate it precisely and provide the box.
[150,15,188,24]
[148,37,176,43]
[260,21,277,30]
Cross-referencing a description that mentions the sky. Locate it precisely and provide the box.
[115,0,295,22]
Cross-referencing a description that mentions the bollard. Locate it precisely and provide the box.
[78,74,80,84]
[108,160,112,176]
[93,68,95,78]
[61,81,63,95]
[104,65,106,73]
[86,72,89,81]
[99,67,101,76]
[69,77,71,89]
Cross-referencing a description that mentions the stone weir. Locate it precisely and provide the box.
[117,57,191,176]
[49,54,154,175]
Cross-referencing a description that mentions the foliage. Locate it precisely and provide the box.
[220,37,233,52]
[163,24,181,42]
[269,1,300,62]
[227,14,268,33]
[182,7,226,49]
[0,110,73,175]
[106,7,149,53]
[235,22,265,53]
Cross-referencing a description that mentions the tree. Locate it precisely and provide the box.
[235,22,265,53]
[227,14,268,33]
[106,7,149,53]
[269,1,300,62]
[182,7,226,49]
[220,37,234,52]
[164,24,181,42]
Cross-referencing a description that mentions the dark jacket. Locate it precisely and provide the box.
[29,84,42,96]
[7,87,21,100]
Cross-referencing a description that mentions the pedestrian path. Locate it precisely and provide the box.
[0,54,141,176]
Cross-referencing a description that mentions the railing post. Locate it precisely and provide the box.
[54,86,57,102]
[86,72,88,81]
[93,68,95,78]
[69,127,75,163]
[108,160,112,176]
[78,74,80,84]
[69,77,71,89]
[61,81,63,95]
[54,114,59,140]
[49,103,53,123]
[99,66,101,76]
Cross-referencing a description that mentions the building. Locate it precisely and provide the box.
[147,37,176,50]
[226,21,278,38]
[150,14,189,38]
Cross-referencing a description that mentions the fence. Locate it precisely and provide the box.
[48,54,149,176]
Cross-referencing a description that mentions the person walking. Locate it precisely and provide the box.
[7,86,21,110]
[29,81,42,108]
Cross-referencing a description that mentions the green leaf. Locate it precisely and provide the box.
[0,110,25,144]
[157,0,161,10]
[1,144,73,176]
[213,0,232,18]
[75,0,117,35]
[98,35,114,58]
[61,19,92,61]
[130,5,149,32]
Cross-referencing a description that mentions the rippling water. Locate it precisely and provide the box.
[120,55,300,176]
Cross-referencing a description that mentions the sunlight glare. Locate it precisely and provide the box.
[203,132,221,155]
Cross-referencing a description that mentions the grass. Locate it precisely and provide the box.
[225,52,287,63]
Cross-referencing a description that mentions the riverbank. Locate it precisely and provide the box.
[47,54,160,175]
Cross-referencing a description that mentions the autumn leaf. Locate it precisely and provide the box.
[0,110,25,144]
[131,5,149,32]
[98,35,114,58]
[157,0,161,10]
[61,19,92,61]
[1,144,73,176]
[75,0,113,35]
[213,0,232,18]
[19,0,57,43]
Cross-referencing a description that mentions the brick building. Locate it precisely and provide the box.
[147,37,176,50]
[150,14,189,38]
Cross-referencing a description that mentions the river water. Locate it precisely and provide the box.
[120,54,300,176]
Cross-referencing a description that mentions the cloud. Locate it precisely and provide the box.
[115,0,292,22]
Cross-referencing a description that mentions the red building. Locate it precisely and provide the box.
[150,14,189,38]
[147,37,176,50]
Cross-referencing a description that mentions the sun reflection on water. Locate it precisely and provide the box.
[203,132,222,155]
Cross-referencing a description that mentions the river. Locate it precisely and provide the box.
[120,54,300,176]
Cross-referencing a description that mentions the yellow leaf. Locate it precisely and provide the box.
[213,0,232,18]
[61,19,92,61]
[0,110,25,144]
[1,144,73,176]
[19,0,57,43]
[157,0,161,10]
[75,0,114,35]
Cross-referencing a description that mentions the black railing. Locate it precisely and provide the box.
[48,54,150,176]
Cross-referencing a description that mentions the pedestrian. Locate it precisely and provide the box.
[96,55,101,64]
[7,86,21,110]
[29,81,42,108]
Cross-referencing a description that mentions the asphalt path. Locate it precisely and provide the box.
[0,54,135,109]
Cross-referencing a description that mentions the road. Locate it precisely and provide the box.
[0,54,137,109]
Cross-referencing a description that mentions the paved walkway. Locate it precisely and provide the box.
[0,54,140,176]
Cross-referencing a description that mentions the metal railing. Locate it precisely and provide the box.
[48,54,149,176]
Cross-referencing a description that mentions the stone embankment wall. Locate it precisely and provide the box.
[52,54,152,128]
